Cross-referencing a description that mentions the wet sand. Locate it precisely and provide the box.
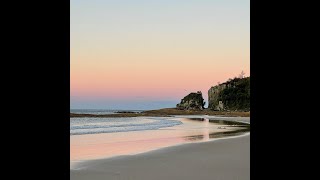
[71,134,249,180]
[70,117,250,180]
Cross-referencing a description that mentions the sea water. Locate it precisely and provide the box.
[70,109,143,115]
[70,116,182,135]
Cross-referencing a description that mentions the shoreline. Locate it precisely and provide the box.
[70,108,250,118]
[72,131,250,170]
[70,117,250,174]
[70,116,250,180]
[70,116,249,160]
[70,130,250,169]
[71,132,250,180]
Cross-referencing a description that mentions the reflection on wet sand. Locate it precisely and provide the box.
[187,118,206,121]
[184,126,250,141]
[70,117,250,165]
[209,119,249,126]
[183,119,250,141]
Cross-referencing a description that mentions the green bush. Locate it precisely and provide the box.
[218,77,250,110]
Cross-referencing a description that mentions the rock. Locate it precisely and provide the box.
[208,84,227,111]
[115,111,136,113]
[176,91,205,110]
[208,77,250,111]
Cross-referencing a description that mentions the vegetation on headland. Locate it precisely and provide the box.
[71,72,250,118]
[219,77,250,111]
[70,108,250,118]
[208,74,250,111]
[176,91,205,110]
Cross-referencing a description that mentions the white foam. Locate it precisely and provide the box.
[70,117,182,135]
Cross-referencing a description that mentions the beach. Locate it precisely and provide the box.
[70,108,250,118]
[70,116,250,180]
[71,134,249,180]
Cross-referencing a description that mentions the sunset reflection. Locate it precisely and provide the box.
[70,118,249,163]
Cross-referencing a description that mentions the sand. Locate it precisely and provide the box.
[70,108,250,118]
[70,116,249,164]
[71,132,250,180]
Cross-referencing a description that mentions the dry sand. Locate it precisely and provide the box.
[71,132,250,180]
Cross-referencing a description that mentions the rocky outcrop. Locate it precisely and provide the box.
[176,91,205,110]
[208,77,250,111]
[208,84,227,111]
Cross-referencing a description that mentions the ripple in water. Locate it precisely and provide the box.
[70,117,182,135]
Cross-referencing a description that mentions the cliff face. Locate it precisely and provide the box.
[176,91,205,110]
[208,77,250,111]
[208,84,227,111]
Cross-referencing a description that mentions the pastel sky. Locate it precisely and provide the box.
[71,0,250,110]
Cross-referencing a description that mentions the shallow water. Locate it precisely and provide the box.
[70,116,249,168]
[70,117,182,135]
[70,109,143,115]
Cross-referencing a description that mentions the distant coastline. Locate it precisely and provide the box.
[70,108,250,118]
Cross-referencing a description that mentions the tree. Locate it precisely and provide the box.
[238,71,245,79]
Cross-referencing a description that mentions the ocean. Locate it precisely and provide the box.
[70,116,182,135]
[70,109,143,115]
[70,109,183,135]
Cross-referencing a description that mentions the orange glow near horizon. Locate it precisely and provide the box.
[71,51,250,98]
[71,0,250,108]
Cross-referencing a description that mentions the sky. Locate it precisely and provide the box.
[71,0,250,110]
